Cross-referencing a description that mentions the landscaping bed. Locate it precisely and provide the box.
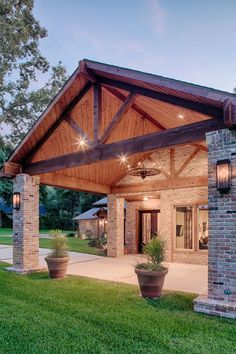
[0,262,235,354]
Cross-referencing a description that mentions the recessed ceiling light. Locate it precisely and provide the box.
[178,114,184,119]
[118,154,128,164]
[143,196,149,201]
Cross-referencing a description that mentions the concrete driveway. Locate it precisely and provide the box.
[0,245,207,294]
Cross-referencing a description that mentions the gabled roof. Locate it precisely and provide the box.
[2,59,234,193]
[73,207,100,220]
[7,59,234,167]
[92,197,107,206]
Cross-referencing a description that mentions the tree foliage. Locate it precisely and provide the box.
[0,1,102,230]
[0,0,68,144]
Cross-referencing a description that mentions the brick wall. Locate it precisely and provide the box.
[116,145,209,264]
[12,174,40,273]
[194,129,236,319]
[159,187,208,264]
[107,195,124,257]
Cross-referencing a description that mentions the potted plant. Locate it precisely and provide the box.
[45,232,69,279]
[135,235,168,298]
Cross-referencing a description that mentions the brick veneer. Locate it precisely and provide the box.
[159,187,208,264]
[194,129,236,319]
[107,195,124,257]
[8,174,40,273]
[117,144,208,264]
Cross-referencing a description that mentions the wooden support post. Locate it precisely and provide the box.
[93,83,102,144]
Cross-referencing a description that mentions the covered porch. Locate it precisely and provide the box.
[1,60,236,318]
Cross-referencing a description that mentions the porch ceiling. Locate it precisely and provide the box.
[2,59,235,193]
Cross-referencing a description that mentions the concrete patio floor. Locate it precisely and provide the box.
[0,245,207,294]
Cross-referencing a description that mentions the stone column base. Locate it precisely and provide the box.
[6,266,46,275]
[194,295,236,319]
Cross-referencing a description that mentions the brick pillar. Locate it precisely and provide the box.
[9,174,40,273]
[194,129,236,319]
[107,195,124,257]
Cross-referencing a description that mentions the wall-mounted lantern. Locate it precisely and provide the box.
[216,159,231,193]
[13,192,21,210]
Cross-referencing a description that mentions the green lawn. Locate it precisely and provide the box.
[0,263,235,354]
[0,235,99,255]
[0,228,71,236]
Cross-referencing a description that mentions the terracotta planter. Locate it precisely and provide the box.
[45,256,69,279]
[135,268,168,298]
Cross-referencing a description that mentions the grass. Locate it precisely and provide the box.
[0,262,235,354]
[0,228,71,236]
[0,235,100,256]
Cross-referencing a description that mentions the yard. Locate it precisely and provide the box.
[0,262,235,354]
[0,229,100,255]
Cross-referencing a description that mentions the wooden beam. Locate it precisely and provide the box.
[170,148,175,177]
[79,61,97,83]
[40,173,110,194]
[99,77,223,119]
[1,162,22,177]
[175,148,200,177]
[85,59,235,102]
[23,118,224,175]
[25,81,93,164]
[105,86,209,155]
[64,114,94,146]
[192,143,207,152]
[100,93,136,144]
[111,176,207,194]
[104,86,165,130]
[224,99,236,129]
[93,83,102,143]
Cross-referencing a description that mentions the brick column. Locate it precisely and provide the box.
[107,195,124,257]
[8,174,40,273]
[194,129,236,319]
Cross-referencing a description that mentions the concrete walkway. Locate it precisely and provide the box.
[0,245,207,294]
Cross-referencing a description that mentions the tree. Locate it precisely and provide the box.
[0,0,68,145]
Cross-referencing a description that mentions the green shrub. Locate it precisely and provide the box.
[66,232,75,238]
[88,238,98,247]
[136,235,166,271]
[85,230,93,240]
[48,234,69,258]
[49,229,62,237]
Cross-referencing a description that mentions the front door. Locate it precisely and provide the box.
[138,210,160,253]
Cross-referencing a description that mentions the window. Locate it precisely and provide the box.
[197,205,208,250]
[175,206,193,249]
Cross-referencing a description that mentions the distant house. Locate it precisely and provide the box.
[74,198,108,238]
[0,197,46,227]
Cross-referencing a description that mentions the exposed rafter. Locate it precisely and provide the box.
[24,81,93,164]
[64,114,94,146]
[22,118,224,176]
[99,77,223,119]
[104,86,165,130]
[100,93,136,144]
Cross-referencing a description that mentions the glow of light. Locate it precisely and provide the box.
[118,154,128,164]
[76,136,88,149]
[143,196,149,201]
[178,114,184,119]
[137,161,141,167]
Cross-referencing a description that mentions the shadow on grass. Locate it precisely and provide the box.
[145,291,195,312]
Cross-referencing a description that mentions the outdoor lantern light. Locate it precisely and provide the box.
[216,159,231,192]
[13,192,21,210]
